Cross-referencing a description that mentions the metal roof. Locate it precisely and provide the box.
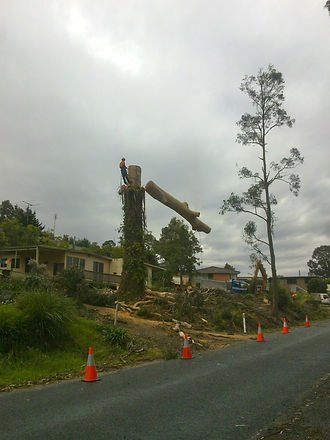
[0,245,112,261]
[197,266,240,274]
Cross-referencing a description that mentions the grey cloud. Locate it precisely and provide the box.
[1,0,329,276]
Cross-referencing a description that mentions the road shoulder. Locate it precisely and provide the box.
[255,372,330,439]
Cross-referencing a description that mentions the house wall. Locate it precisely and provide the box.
[276,277,309,292]
[39,250,65,276]
[110,258,123,275]
[147,266,152,288]
[193,277,228,290]
[109,259,155,287]
[213,273,232,282]
[0,250,34,276]
[65,251,111,274]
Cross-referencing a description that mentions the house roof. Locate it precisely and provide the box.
[0,245,112,261]
[197,266,240,275]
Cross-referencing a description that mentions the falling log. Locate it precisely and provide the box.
[145,181,211,234]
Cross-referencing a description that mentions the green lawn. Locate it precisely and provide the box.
[0,318,148,389]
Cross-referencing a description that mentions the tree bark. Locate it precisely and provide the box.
[261,94,278,316]
[145,181,211,234]
[119,180,146,299]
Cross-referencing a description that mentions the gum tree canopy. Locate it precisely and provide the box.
[221,65,304,316]
[307,245,330,278]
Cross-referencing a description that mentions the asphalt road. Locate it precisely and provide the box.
[1,321,330,440]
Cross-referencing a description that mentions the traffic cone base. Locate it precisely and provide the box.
[282,318,289,334]
[82,347,100,382]
[181,336,193,360]
[257,323,265,342]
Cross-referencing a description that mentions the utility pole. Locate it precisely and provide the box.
[53,213,58,237]
[22,200,40,226]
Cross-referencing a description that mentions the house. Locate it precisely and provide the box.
[268,276,313,293]
[193,266,240,290]
[196,266,240,282]
[0,246,164,288]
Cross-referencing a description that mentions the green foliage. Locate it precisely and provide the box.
[144,230,159,265]
[0,200,44,247]
[82,291,117,307]
[0,305,27,353]
[15,291,76,348]
[220,66,304,316]
[100,325,129,348]
[151,270,173,290]
[224,263,236,271]
[307,278,327,293]
[0,277,26,295]
[56,267,88,300]
[307,246,330,278]
[0,219,41,247]
[0,200,43,229]
[120,186,146,298]
[161,346,178,360]
[0,292,76,352]
[156,218,202,282]
[277,286,293,310]
[173,290,204,321]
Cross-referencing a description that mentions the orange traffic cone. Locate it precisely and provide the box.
[282,317,289,334]
[305,315,311,328]
[257,322,265,342]
[181,334,193,360]
[83,347,100,382]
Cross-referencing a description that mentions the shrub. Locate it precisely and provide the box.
[173,290,205,322]
[0,277,26,294]
[56,267,89,301]
[0,305,27,353]
[173,292,194,321]
[15,291,76,348]
[278,286,293,310]
[82,291,117,307]
[101,325,129,348]
[24,274,54,291]
[162,346,178,360]
[82,290,117,307]
[307,278,327,293]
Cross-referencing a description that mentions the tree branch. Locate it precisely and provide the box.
[241,208,267,222]
[251,233,269,247]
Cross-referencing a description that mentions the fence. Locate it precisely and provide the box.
[83,270,121,285]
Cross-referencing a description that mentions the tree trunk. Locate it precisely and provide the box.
[262,142,279,316]
[119,166,146,300]
[145,181,211,234]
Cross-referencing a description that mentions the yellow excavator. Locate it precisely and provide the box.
[252,260,267,296]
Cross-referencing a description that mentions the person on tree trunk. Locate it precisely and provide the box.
[119,158,130,184]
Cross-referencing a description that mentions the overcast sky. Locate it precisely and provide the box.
[1,1,329,276]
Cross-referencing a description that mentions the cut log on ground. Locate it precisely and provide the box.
[172,318,192,329]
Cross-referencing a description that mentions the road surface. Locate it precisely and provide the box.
[1,320,330,440]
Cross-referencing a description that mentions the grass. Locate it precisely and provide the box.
[0,317,157,390]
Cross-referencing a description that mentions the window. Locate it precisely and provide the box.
[93,261,104,282]
[0,258,20,269]
[66,256,85,270]
[11,258,20,269]
[286,277,297,284]
[93,262,104,273]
